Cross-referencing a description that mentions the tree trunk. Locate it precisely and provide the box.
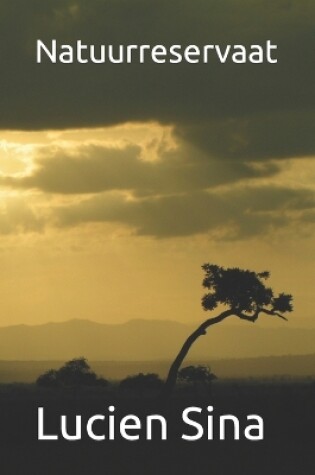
[161,309,233,400]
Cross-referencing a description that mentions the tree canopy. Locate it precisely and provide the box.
[178,365,217,385]
[36,357,108,388]
[201,264,293,321]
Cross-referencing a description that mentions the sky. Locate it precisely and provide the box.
[0,0,314,329]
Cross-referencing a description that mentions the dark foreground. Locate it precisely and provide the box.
[0,380,314,475]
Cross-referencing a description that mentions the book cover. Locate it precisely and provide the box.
[0,1,314,474]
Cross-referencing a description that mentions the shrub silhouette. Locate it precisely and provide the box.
[178,365,217,385]
[120,373,163,392]
[36,369,60,388]
[36,357,108,388]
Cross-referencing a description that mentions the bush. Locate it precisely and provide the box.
[178,365,217,385]
[36,358,109,388]
[36,369,60,388]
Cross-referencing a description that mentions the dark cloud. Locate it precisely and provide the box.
[55,186,315,238]
[175,110,315,161]
[0,1,315,165]
[2,141,313,240]
[2,142,279,195]
[1,1,314,239]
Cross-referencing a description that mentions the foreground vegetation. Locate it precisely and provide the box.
[0,378,314,475]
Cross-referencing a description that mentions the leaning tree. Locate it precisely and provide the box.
[162,264,293,398]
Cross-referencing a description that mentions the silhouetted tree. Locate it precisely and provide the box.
[36,369,60,388]
[57,357,94,386]
[178,365,217,396]
[178,365,217,385]
[162,264,293,398]
[36,357,108,388]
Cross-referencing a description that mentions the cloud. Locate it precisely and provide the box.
[0,198,43,235]
[55,186,315,239]
[174,110,315,161]
[1,0,314,239]
[0,0,314,165]
[1,138,313,240]
[1,141,280,195]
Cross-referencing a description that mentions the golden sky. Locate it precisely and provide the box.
[0,124,314,328]
[0,0,314,330]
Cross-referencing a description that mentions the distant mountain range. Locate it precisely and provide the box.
[0,318,314,361]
